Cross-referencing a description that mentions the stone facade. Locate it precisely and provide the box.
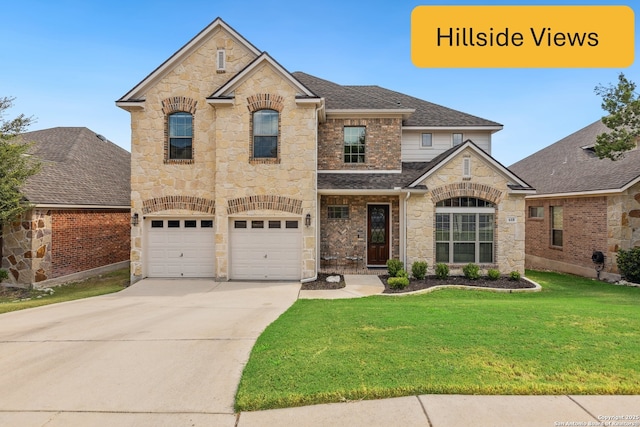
[1,209,129,287]
[318,118,402,170]
[406,147,527,275]
[128,27,317,282]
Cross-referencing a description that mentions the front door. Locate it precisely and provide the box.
[367,205,389,266]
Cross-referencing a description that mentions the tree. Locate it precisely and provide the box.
[0,97,40,225]
[594,73,640,160]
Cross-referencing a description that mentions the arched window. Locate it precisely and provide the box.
[435,197,495,264]
[168,112,193,160]
[252,109,278,158]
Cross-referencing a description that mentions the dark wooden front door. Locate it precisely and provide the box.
[367,205,389,266]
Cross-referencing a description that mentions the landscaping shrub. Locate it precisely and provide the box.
[386,259,404,277]
[509,271,521,281]
[396,269,409,278]
[411,261,428,280]
[387,276,409,289]
[0,269,8,282]
[463,263,480,280]
[616,247,640,283]
[487,269,500,280]
[435,263,449,280]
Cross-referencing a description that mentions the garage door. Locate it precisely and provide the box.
[230,218,301,280]
[146,219,215,277]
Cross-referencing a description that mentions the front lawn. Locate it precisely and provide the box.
[235,270,640,411]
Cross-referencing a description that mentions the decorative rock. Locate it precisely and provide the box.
[326,275,341,283]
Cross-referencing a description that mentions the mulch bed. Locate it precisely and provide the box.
[301,273,534,293]
[379,275,535,294]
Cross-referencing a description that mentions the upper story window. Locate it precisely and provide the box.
[253,109,278,158]
[551,206,563,247]
[168,112,193,160]
[421,133,433,148]
[452,133,463,146]
[344,126,366,163]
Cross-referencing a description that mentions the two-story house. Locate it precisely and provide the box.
[117,18,534,283]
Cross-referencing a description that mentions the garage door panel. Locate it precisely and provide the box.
[230,219,301,280]
[146,219,215,278]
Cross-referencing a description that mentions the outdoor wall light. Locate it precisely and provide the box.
[131,213,139,226]
[305,213,311,227]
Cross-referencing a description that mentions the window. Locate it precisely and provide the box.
[268,220,281,229]
[184,220,197,228]
[168,112,193,160]
[328,206,349,219]
[151,220,164,228]
[452,133,463,146]
[285,220,299,229]
[421,133,433,148]
[344,126,366,163]
[167,220,180,228]
[435,198,495,264]
[529,206,544,218]
[201,220,213,228]
[234,220,247,229]
[216,49,225,71]
[251,220,264,229]
[253,109,278,158]
[551,206,563,247]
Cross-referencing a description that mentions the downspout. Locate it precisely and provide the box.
[403,191,411,269]
[301,101,323,283]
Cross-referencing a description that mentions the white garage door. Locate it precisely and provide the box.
[146,218,215,278]
[230,218,301,280]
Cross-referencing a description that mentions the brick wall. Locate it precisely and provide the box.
[525,197,607,270]
[318,118,402,170]
[51,209,130,278]
[320,195,400,266]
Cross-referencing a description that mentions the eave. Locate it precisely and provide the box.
[326,108,415,120]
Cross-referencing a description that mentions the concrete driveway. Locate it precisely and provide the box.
[0,279,301,426]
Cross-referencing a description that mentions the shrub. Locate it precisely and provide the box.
[463,263,480,280]
[386,259,404,277]
[411,261,428,280]
[487,269,500,280]
[0,269,8,282]
[396,269,409,278]
[616,247,640,283]
[435,263,449,280]
[388,276,409,289]
[509,271,521,281]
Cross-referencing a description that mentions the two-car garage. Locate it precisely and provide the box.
[145,217,301,280]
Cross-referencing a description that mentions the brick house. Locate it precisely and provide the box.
[117,18,534,283]
[0,127,131,287]
[510,120,640,280]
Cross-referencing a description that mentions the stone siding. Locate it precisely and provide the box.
[318,118,402,170]
[406,147,527,275]
[320,195,400,268]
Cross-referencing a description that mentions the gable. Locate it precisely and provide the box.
[117,18,260,106]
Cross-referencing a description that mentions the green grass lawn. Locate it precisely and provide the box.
[0,268,129,314]
[236,270,640,411]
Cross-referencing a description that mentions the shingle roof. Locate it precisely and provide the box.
[509,120,640,195]
[318,162,430,190]
[19,127,130,206]
[292,72,502,127]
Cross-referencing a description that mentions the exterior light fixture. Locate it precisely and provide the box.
[131,213,139,226]
[305,213,311,227]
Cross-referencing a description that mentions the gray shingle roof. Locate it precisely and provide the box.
[292,72,502,127]
[509,120,640,195]
[19,127,130,206]
[318,162,431,190]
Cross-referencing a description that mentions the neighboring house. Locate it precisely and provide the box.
[0,127,131,287]
[116,18,534,283]
[510,119,640,280]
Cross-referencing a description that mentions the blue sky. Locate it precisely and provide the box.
[0,0,637,166]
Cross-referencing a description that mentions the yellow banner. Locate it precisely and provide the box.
[411,5,634,68]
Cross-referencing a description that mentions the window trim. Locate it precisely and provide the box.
[462,156,471,178]
[343,126,366,164]
[435,202,495,264]
[328,205,349,219]
[167,111,194,162]
[421,133,433,148]
[452,133,463,147]
[216,49,226,72]
[251,109,280,162]
[529,206,544,219]
[551,206,563,247]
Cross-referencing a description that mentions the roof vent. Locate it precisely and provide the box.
[96,134,107,142]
